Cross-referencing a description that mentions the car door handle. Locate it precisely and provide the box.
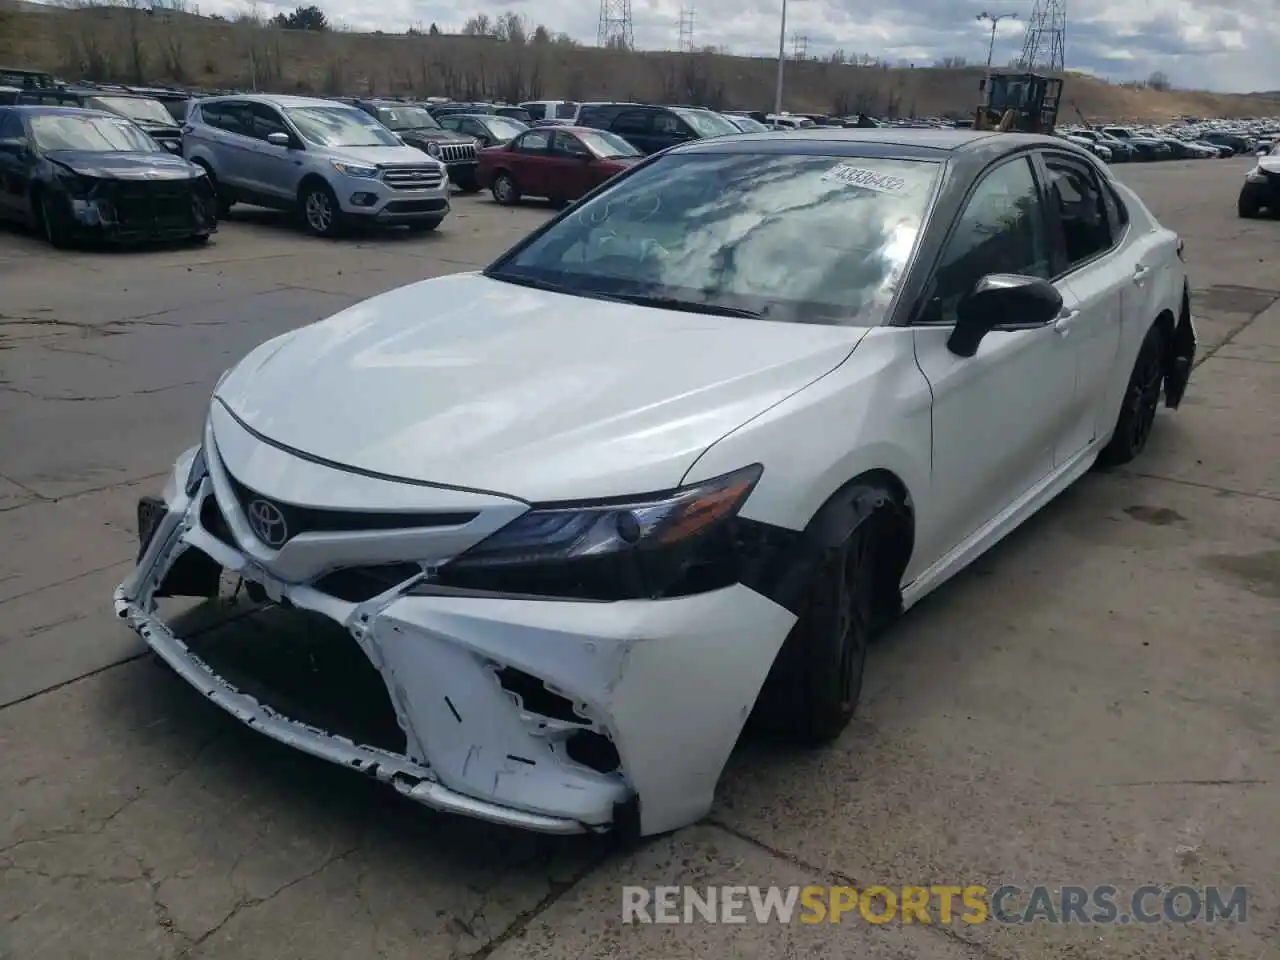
[1133,264,1151,284]
[1053,308,1078,336]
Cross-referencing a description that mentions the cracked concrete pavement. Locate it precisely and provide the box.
[1,162,1277,959]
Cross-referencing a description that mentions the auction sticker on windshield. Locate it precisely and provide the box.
[820,164,911,194]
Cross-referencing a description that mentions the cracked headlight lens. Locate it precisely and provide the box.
[425,465,763,601]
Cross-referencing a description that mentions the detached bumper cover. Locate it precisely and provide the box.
[115,430,795,836]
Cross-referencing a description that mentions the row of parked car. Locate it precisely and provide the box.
[0,80,860,245]
[2,67,1278,246]
[1058,122,1279,163]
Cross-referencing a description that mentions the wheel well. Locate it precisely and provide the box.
[809,469,915,632]
[296,174,332,203]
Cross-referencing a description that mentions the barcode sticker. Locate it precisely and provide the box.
[820,164,910,194]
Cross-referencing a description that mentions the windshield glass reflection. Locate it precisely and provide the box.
[488,152,941,325]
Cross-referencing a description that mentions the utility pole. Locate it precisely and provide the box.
[977,11,1017,74]
[773,0,788,115]
[791,33,808,60]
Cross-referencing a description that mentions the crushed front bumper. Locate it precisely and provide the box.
[115,424,795,837]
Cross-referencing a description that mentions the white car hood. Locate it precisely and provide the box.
[1260,156,1280,175]
[214,274,869,501]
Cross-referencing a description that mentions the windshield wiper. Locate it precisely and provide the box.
[488,272,635,306]
[605,292,763,320]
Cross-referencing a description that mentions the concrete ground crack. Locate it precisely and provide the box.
[704,819,1007,960]
[0,380,203,403]
[461,844,615,960]
[176,844,361,955]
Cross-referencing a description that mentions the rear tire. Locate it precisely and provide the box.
[1098,321,1167,467]
[752,513,883,744]
[491,171,520,206]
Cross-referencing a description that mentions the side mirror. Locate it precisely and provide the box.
[163,140,180,153]
[266,131,290,148]
[947,274,1064,358]
[1258,147,1269,157]
[0,137,27,156]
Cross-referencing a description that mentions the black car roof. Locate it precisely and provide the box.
[6,104,116,119]
[669,128,1078,161]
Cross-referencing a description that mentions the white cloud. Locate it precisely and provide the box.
[196,0,1280,92]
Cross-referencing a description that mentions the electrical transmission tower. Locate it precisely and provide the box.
[1019,0,1065,71]
[791,33,808,60]
[677,6,695,52]
[597,0,634,49]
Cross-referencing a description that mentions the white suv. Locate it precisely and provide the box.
[183,94,451,236]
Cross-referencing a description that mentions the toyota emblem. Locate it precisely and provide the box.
[246,498,289,548]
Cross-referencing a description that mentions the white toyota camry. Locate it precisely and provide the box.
[116,129,1197,839]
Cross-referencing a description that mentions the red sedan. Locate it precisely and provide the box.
[477,126,643,206]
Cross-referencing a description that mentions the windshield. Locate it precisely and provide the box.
[488,153,939,325]
[672,108,739,138]
[377,105,440,131]
[88,96,174,124]
[486,116,529,140]
[728,115,769,133]
[286,105,400,147]
[578,129,641,158]
[31,114,160,153]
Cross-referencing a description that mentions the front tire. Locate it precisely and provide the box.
[1098,321,1167,467]
[299,181,342,237]
[752,517,880,743]
[1237,193,1261,219]
[35,191,73,249]
[491,171,520,206]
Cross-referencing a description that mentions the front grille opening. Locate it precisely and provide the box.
[495,666,584,724]
[201,494,235,547]
[566,730,621,774]
[185,606,407,755]
[313,563,422,602]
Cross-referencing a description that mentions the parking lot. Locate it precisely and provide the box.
[1,158,1277,960]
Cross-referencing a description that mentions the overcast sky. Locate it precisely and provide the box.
[192,0,1278,94]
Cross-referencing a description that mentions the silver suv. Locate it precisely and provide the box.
[182,94,450,237]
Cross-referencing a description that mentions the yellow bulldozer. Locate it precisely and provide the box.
[973,71,1063,133]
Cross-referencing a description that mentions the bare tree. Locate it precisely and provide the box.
[1147,70,1171,91]
[494,10,528,44]
[461,13,491,36]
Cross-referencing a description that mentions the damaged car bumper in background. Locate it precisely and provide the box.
[57,174,217,242]
[114,404,797,838]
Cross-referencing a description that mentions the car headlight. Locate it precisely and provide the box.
[330,159,379,178]
[424,141,441,158]
[424,464,763,601]
[1245,166,1266,183]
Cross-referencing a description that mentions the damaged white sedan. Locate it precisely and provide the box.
[116,129,1196,838]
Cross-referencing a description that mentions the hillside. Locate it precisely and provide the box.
[2,5,1278,122]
